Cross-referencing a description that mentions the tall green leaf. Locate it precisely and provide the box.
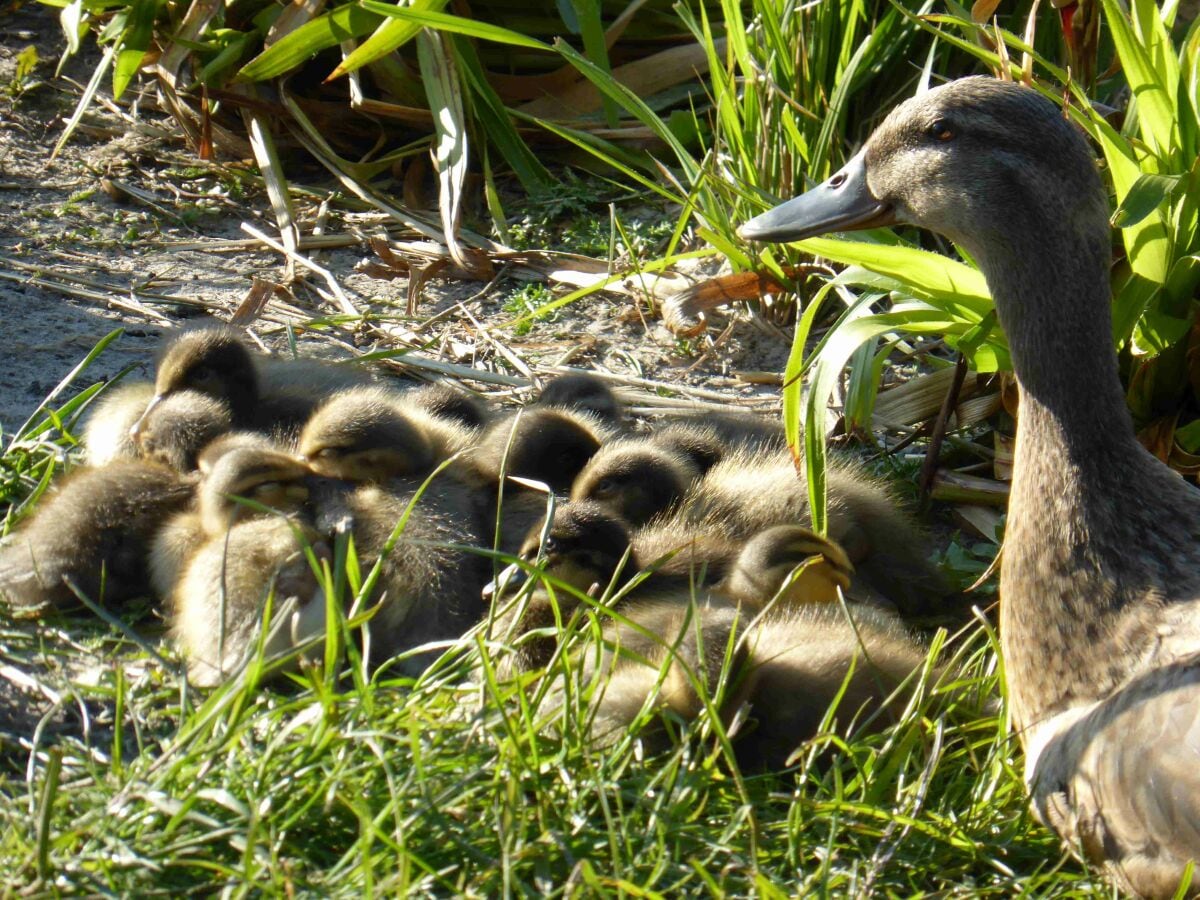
[112,0,157,99]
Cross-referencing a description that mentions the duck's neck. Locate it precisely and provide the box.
[980,219,1157,728]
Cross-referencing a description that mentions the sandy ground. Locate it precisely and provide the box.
[0,5,793,441]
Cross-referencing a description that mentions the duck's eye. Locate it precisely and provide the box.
[315,447,342,461]
[927,119,956,142]
[594,477,617,497]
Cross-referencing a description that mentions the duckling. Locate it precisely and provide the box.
[675,447,946,616]
[579,598,927,769]
[334,476,492,673]
[648,422,727,474]
[497,503,855,672]
[683,411,787,453]
[170,516,330,687]
[534,372,625,428]
[406,382,490,430]
[471,407,613,495]
[149,444,314,598]
[571,439,701,526]
[0,460,194,610]
[493,502,735,673]
[80,381,155,466]
[131,323,369,441]
[722,524,855,609]
[195,432,278,474]
[296,387,473,484]
[132,390,233,473]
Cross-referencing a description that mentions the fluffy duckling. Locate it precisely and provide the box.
[149,444,314,598]
[406,382,490,430]
[497,503,854,672]
[170,517,330,687]
[493,502,732,673]
[675,447,947,616]
[648,422,727,474]
[0,460,194,610]
[131,323,369,440]
[296,387,473,484]
[534,372,625,428]
[722,524,854,609]
[472,407,613,495]
[646,413,786,474]
[580,598,927,769]
[572,440,701,526]
[80,380,157,466]
[286,402,495,671]
[334,477,492,673]
[133,390,233,473]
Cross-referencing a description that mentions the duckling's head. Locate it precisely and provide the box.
[482,408,606,494]
[739,77,1107,273]
[133,389,233,472]
[726,525,854,609]
[196,432,277,475]
[535,373,624,427]
[198,445,313,535]
[134,325,259,438]
[519,501,634,595]
[297,390,435,483]
[407,382,489,430]
[650,423,726,474]
[571,441,697,526]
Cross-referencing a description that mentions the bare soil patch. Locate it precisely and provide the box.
[0,4,791,436]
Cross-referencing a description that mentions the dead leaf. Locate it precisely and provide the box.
[662,266,825,336]
[971,0,1004,23]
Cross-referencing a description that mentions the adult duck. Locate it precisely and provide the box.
[740,76,1200,897]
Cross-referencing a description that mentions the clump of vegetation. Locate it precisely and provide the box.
[502,282,556,335]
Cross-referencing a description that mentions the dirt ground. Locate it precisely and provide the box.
[0,4,793,437]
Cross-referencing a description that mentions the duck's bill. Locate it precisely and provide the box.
[737,148,896,242]
[128,393,164,440]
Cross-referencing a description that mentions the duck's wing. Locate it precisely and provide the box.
[1029,658,1200,898]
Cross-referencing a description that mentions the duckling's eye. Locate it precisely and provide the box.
[188,365,220,390]
[927,119,956,142]
[594,477,617,497]
[251,481,281,496]
[315,447,342,461]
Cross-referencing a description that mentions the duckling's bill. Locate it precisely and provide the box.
[738,148,896,242]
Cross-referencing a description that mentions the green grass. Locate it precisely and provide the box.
[0,341,1110,896]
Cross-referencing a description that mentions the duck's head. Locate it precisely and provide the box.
[738,77,1106,271]
[651,423,726,474]
[407,383,489,430]
[535,373,624,427]
[198,445,313,535]
[726,525,854,609]
[133,325,259,440]
[297,390,435,483]
[484,408,606,494]
[519,501,634,595]
[571,442,697,526]
[132,389,232,472]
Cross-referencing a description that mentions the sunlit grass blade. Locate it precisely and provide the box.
[236,4,385,81]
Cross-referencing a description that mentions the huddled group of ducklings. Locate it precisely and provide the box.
[0,323,950,767]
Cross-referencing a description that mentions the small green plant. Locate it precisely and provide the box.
[4,44,41,98]
[502,282,557,336]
